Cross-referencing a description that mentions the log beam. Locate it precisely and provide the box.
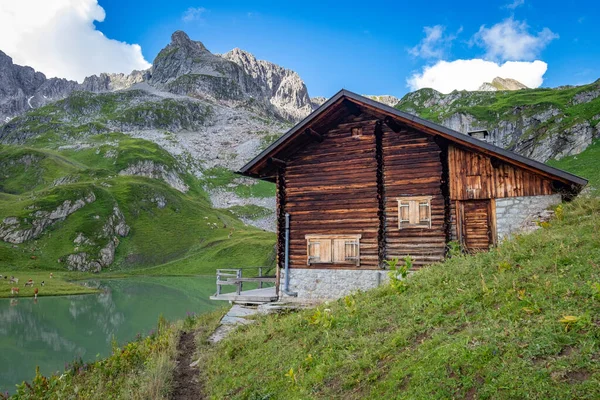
[304,128,324,142]
[268,157,287,168]
[384,116,402,133]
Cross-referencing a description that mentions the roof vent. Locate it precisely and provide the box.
[467,129,490,142]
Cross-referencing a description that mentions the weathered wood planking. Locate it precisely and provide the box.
[382,126,446,268]
[285,114,380,269]
[459,200,493,251]
[448,145,553,200]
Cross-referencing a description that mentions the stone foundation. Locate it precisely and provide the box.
[280,268,389,301]
[495,194,561,240]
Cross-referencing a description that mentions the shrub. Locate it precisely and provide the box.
[386,256,412,293]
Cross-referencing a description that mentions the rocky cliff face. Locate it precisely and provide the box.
[396,81,600,162]
[221,47,313,121]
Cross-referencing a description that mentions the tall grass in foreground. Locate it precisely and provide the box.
[202,197,600,399]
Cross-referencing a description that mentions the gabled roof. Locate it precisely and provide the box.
[239,89,587,188]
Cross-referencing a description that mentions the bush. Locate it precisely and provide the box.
[386,256,412,293]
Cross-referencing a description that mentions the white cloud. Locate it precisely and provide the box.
[503,0,525,9]
[407,59,548,93]
[182,7,206,22]
[409,25,460,59]
[0,0,150,82]
[473,18,558,61]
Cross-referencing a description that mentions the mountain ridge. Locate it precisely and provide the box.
[0,31,315,125]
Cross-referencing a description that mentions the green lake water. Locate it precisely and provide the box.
[0,276,224,394]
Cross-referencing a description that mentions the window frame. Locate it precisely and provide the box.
[305,234,361,266]
[396,196,432,229]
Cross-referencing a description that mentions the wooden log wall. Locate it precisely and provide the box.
[275,169,286,273]
[448,145,554,200]
[285,115,380,269]
[382,126,447,268]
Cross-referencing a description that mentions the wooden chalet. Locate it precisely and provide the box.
[238,90,587,301]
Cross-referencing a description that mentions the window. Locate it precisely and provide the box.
[351,127,363,138]
[306,234,361,266]
[397,196,432,229]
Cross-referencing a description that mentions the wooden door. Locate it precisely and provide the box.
[458,200,495,252]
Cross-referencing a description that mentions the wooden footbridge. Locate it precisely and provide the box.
[209,267,278,304]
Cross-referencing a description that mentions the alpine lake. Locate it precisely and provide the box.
[0,276,225,394]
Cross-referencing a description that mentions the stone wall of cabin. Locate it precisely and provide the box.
[280,268,389,300]
[495,194,561,240]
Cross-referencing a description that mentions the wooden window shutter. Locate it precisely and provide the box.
[307,240,321,264]
[343,239,360,266]
[306,234,361,266]
[397,197,432,229]
[418,200,430,226]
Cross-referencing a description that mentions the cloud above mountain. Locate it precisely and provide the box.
[407,59,548,92]
[0,0,151,82]
[407,18,557,93]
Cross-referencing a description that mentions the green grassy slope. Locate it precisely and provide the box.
[202,197,600,399]
[548,139,600,190]
[0,130,275,275]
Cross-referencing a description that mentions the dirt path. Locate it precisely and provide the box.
[170,330,204,400]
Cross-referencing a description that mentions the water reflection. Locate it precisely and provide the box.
[0,276,222,393]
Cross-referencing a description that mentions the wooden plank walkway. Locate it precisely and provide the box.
[209,287,278,303]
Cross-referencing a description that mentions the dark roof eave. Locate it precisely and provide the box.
[239,89,588,188]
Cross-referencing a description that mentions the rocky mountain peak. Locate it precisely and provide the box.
[478,77,528,91]
[170,30,209,53]
[0,50,13,67]
[364,95,400,107]
[221,47,313,121]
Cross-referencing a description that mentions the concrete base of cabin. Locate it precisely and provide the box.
[495,194,562,240]
[280,268,389,301]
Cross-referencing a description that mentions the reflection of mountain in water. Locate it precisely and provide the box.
[0,276,220,393]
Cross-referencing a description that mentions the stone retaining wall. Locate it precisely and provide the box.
[280,268,389,301]
[495,194,561,240]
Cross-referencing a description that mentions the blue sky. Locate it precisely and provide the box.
[1,0,598,98]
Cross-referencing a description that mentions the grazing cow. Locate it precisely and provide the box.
[24,280,34,287]
[41,281,45,287]
[34,288,39,299]
[50,273,54,279]
[9,276,18,284]
[11,287,19,296]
